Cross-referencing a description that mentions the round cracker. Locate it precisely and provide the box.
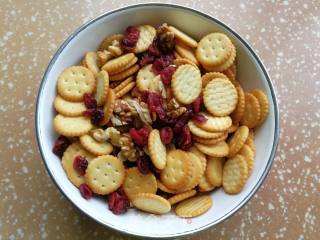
[179,153,202,191]
[168,26,198,48]
[195,141,229,157]
[94,70,109,106]
[206,157,225,187]
[109,64,140,81]
[79,134,113,156]
[231,84,245,124]
[203,78,238,116]
[193,132,228,145]
[222,155,248,194]
[160,150,192,190]
[123,167,157,201]
[196,33,232,66]
[175,195,212,218]
[132,193,171,214]
[134,25,156,54]
[53,114,93,137]
[175,43,199,65]
[157,180,179,194]
[168,190,197,205]
[188,146,206,175]
[193,113,232,132]
[172,64,202,104]
[101,53,136,75]
[57,66,95,102]
[238,144,254,175]
[115,82,136,99]
[54,95,86,117]
[173,58,198,68]
[198,174,215,192]
[228,125,249,157]
[61,142,95,187]
[136,64,158,92]
[240,93,261,128]
[84,52,100,77]
[148,129,167,170]
[251,89,269,126]
[188,121,226,139]
[100,89,116,126]
[85,155,125,195]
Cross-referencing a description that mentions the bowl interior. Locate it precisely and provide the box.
[36,4,278,238]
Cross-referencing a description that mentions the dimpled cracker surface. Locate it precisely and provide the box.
[53,114,93,137]
[57,66,95,101]
[196,33,232,66]
[203,78,238,116]
[61,142,95,187]
[171,64,202,104]
[85,155,125,195]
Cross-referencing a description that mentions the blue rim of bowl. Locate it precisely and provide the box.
[35,3,280,238]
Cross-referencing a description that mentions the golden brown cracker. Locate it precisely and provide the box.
[53,114,93,137]
[100,89,116,126]
[228,125,249,157]
[175,195,212,218]
[54,95,86,117]
[168,190,197,205]
[85,155,125,195]
[195,141,229,157]
[240,93,261,128]
[94,70,109,106]
[132,193,171,214]
[79,134,113,156]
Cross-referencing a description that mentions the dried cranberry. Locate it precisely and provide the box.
[160,66,176,85]
[79,184,93,200]
[147,41,161,56]
[83,93,97,109]
[73,156,88,176]
[52,135,70,157]
[107,188,129,215]
[139,53,155,67]
[121,26,140,52]
[192,114,208,123]
[140,90,150,103]
[137,156,151,174]
[83,108,104,125]
[123,160,137,168]
[151,53,174,74]
[160,127,173,144]
[191,96,203,113]
[177,125,192,150]
[173,109,194,133]
[129,125,150,146]
[147,92,166,120]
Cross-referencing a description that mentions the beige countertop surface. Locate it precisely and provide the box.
[0,0,319,239]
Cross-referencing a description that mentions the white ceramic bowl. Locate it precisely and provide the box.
[36,3,279,238]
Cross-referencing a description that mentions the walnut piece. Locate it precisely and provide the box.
[105,127,121,147]
[157,23,175,53]
[97,50,112,65]
[119,134,137,161]
[113,99,138,124]
[166,98,187,118]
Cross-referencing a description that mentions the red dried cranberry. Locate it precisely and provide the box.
[129,125,150,146]
[151,53,174,74]
[140,90,150,103]
[160,127,173,144]
[83,108,104,125]
[192,114,208,123]
[107,188,129,215]
[173,109,194,133]
[147,92,166,120]
[121,26,140,52]
[73,156,88,176]
[137,156,151,174]
[160,66,176,85]
[52,135,70,157]
[147,41,161,56]
[139,53,155,67]
[177,125,192,150]
[79,184,93,200]
[191,96,203,113]
[83,93,97,109]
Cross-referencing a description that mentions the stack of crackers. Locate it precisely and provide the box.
[52,23,269,218]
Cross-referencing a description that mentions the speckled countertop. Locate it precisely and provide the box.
[1,0,319,239]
